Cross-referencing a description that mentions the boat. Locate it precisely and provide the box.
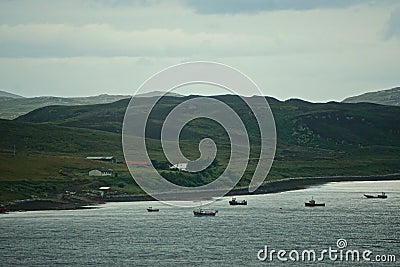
[193,208,218,216]
[305,198,325,207]
[364,193,387,199]
[147,207,159,212]
[229,197,247,206]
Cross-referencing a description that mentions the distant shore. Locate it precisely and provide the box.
[3,173,400,212]
[230,173,400,196]
[4,198,98,212]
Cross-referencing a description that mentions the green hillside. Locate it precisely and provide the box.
[343,87,400,106]
[0,119,122,154]
[0,90,24,98]
[0,94,130,120]
[17,95,400,148]
[1,95,400,203]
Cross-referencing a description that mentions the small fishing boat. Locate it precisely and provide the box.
[364,193,387,199]
[193,208,218,216]
[229,197,247,206]
[305,198,325,207]
[147,207,159,212]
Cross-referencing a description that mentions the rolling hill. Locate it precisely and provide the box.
[0,119,122,154]
[0,93,131,120]
[342,87,400,106]
[0,90,24,98]
[1,95,400,202]
[16,95,400,148]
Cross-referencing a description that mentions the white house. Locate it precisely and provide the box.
[170,163,188,171]
[89,168,113,177]
[99,186,111,191]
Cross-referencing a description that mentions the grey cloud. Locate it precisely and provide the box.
[0,0,399,101]
[385,7,400,39]
[184,0,395,14]
[90,0,161,8]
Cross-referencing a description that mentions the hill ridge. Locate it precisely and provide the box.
[342,86,400,106]
[0,90,24,98]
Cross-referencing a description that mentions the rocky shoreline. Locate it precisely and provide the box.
[2,173,399,212]
[4,198,96,212]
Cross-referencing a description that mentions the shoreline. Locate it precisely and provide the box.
[3,198,98,212]
[2,173,400,212]
[230,172,400,196]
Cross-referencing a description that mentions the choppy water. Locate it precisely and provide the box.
[1,180,399,266]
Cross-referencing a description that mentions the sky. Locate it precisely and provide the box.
[0,0,399,102]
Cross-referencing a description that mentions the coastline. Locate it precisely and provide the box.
[2,173,400,212]
[230,172,400,196]
[4,197,98,213]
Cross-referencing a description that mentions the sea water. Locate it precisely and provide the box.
[1,180,399,266]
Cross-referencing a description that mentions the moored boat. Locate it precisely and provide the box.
[229,197,247,206]
[305,198,325,207]
[147,207,159,212]
[364,193,387,199]
[193,208,218,216]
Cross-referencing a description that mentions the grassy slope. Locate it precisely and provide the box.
[0,94,130,120]
[0,90,23,98]
[0,120,141,202]
[2,96,400,202]
[16,99,129,133]
[16,96,400,147]
[342,87,400,106]
[0,119,122,154]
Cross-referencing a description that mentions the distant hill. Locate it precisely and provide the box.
[16,99,130,133]
[134,91,183,98]
[342,87,400,106]
[0,94,130,120]
[0,90,24,98]
[16,95,400,149]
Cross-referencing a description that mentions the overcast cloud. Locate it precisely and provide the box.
[0,0,399,101]
[184,0,381,14]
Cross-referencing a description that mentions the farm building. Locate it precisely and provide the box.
[89,168,113,177]
[99,186,112,192]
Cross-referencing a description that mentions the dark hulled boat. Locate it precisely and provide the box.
[364,193,387,199]
[305,198,325,207]
[147,207,159,212]
[229,198,247,206]
[193,208,218,216]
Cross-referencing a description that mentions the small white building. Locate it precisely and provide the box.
[99,186,111,191]
[89,168,113,177]
[170,163,188,171]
